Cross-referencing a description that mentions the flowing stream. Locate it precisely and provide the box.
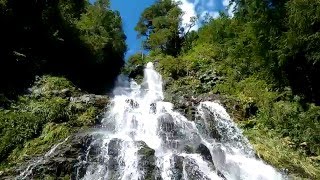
[79,62,284,180]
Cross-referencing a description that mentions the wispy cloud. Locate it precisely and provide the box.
[175,0,236,30]
[228,2,236,17]
[222,0,229,6]
[174,0,198,31]
[174,0,223,31]
[222,0,236,17]
[193,0,220,19]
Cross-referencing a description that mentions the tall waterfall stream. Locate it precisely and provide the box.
[17,62,284,180]
[78,62,283,180]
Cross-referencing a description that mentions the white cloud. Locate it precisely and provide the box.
[222,0,230,7]
[173,0,236,32]
[174,0,224,32]
[222,0,236,17]
[210,11,220,19]
[174,0,199,31]
[228,2,236,17]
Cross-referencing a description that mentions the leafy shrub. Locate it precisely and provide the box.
[36,76,75,91]
[181,43,218,72]
[261,101,320,156]
[244,128,320,179]
[0,110,41,160]
[75,107,98,126]
[0,95,72,162]
[31,76,79,97]
[8,123,72,163]
[155,55,187,79]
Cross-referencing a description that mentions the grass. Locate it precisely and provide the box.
[75,106,98,126]
[7,123,72,164]
[33,76,76,92]
[243,126,320,179]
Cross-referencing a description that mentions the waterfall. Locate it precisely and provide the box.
[79,62,284,180]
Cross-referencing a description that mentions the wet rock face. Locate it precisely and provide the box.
[136,141,156,179]
[80,139,157,180]
[196,144,213,163]
[105,138,124,180]
[150,103,156,114]
[170,93,225,122]
[171,155,184,180]
[70,94,109,109]
[169,155,219,180]
[125,98,139,108]
[1,134,94,180]
[183,157,211,180]
[158,113,198,151]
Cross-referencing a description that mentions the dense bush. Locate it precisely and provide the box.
[0,110,41,160]
[261,101,320,156]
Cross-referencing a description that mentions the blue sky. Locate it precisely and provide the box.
[110,0,156,59]
[108,0,235,59]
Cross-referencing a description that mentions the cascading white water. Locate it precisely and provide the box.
[80,62,284,180]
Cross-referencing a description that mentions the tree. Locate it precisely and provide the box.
[135,0,183,56]
[0,0,127,97]
[76,0,126,62]
[123,53,146,79]
[279,0,320,104]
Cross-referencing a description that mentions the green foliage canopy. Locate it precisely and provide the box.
[135,0,184,56]
[0,0,127,96]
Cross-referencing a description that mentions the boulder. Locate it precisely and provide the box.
[106,138,124,179]
[70,94,109,108]
[196,144,213,163]
[136,141,156,179]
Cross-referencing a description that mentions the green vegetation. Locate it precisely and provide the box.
[0,0,319,178]
[0,0,123,171]
[7,123,71,164]
[0,0,154,179]
[0,0,126,97]
[126,0,320,178]
[0,76,106,171]
[135,0,196,56]
[243,127,320,179]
